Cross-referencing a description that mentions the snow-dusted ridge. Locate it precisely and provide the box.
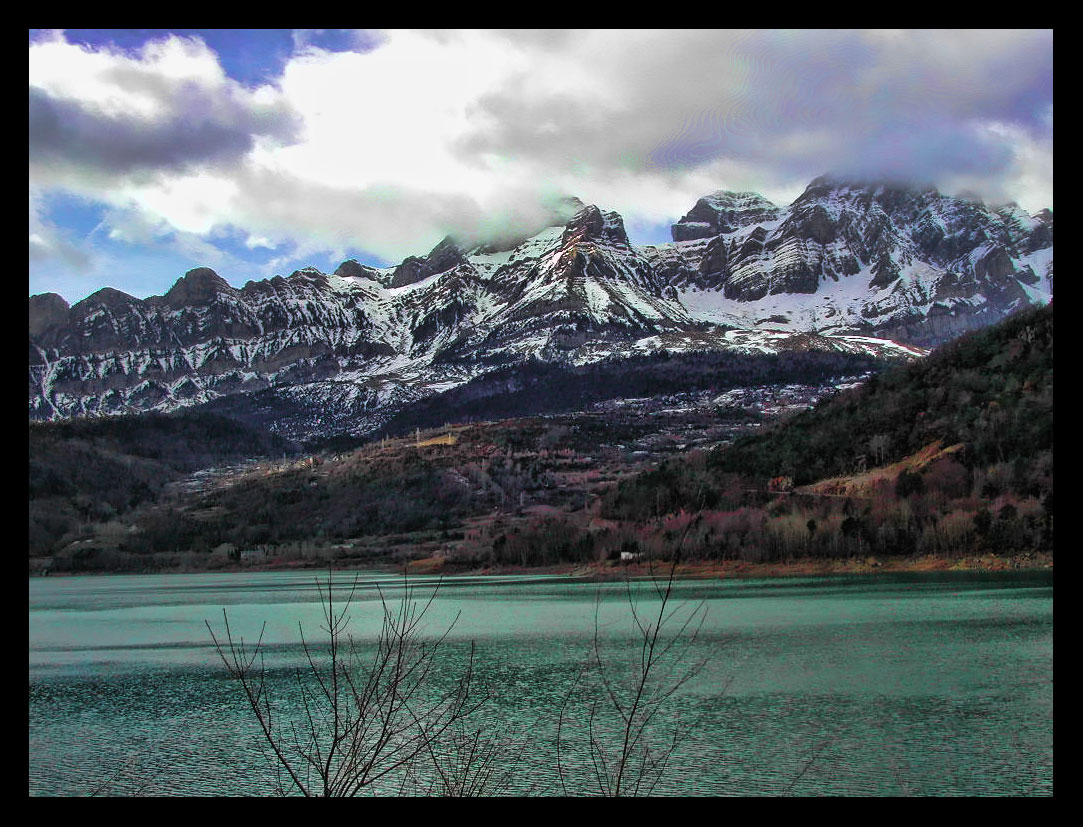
[29,176,1052,440]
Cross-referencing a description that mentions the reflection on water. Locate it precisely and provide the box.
[29,570,1053,796]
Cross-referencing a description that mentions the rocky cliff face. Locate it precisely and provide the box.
[29,176,1051,440]
[671,191,783,242]
[651,176,1052,346]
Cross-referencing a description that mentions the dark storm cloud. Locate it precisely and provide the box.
[29,76,301,180]
[454,29,1052,198]
[28,28,1053,292]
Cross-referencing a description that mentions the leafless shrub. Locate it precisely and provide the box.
[410,714,520,797]
[556,516,717,796]
[85,751,159,796]
[206,570,497,796]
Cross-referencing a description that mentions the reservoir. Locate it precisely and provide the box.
[29,569,1053,796]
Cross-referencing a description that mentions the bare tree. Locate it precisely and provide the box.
[868,434,890,467]
[556,517,716,796]
[206,570,496,796]
[85,752,160,797]
[411,713,520,797]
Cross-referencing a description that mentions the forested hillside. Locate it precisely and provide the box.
[712,303,1053,485]
[603,304,1053,560]
[29,412,297,558]
[369,349,898,444]
[28,306,1052,572]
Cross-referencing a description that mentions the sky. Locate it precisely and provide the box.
[29,28,1053,304]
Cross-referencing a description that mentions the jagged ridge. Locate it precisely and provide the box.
[29,176,1051,441]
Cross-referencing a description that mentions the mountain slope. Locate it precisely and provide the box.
[602,302,1053,522]
[29,410,297,558]
[711,302,1053,485]
[29,176,1051,441]
[650,176,1052,345]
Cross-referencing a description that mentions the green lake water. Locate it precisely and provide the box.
[28,569,1053,796]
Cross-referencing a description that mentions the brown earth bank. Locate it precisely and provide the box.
[32,551,1052,581]
[408,551,1053,580]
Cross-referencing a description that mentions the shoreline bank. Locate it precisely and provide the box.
[416,551,1054,580]
[30,551,1053,580]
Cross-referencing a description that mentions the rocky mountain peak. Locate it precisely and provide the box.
[334,259,379,280]
[28,174,1052,441]
[390,235,468,289]
[467,197,588,256]
[552,195,585,220]
[286,266,329,284]
[790,175,839,206]
[561,205,630,247]
[427,235,468,268]
[28,292,70,338]
[671,191,781,242]
[794,175,936,206]
[161,267,235,308]
[71,286,144,313]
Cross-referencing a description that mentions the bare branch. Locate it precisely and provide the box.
[207,567,497,797]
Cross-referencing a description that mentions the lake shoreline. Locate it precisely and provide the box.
[31,551,1053,580]
[31,553,1054,797]
[411,551,1054,580]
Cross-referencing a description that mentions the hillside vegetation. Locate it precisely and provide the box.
[28,306,1052,572]
[714,303,1053,485]
[365,349,897,445]
[29,411,296,562]
[603,303,1053,560]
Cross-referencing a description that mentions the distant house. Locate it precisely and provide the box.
[29,557,54,576]
[240,548,268,562]
[620,551,642,562]
[768,476,794,493]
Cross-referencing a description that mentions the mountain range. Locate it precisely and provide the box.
[29,175,1052,441]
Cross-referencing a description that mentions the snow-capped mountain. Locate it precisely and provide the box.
[29,176,1052,440]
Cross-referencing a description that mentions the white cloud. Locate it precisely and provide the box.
[30,28,1054,284]
[28,188,94,272]
[29,31,300,185]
